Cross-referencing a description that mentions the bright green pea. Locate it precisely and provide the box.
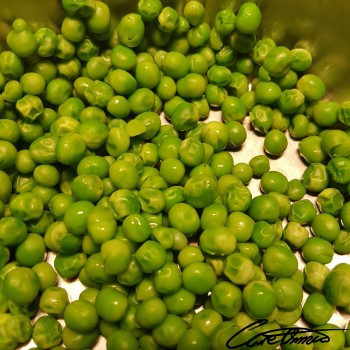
[45,78,73,105]
[289,199,317,225]
[153,261,182,294]
[260,171,289,194]
[35,27,59,58]
[296,74,326,101]
[39,286,69,317]
[311,213,340,242]
[313,101,340,127]
[278,88,305,114]
[106,127,130,159]
[221,96,247,123]
[168,202,200,237]
[157,6,179,33]
[333,229,350,255]
[254,81,281,105]
[160,158,185,185]
[135,240,166,273]
[302,237,334,264]
[263,244,298,278]
[162,51,189,79]
[187,22,210,48]
[84,80,114,108]
[263,46,292,77]
[303,261,330,293]
[62,326,99,350]
[282,221,309,249]
[182,261,217,295]
[61,0,95,17]
[215,44,238,66]
[32,316,62,349]
[321,129,350,158]
[157,76,177,101]
[137,0,162,21]
[298,135,328,164]
[223,252,255,286]
[14,233,46,267]
[302,292,335,326]
[243,280,277,319]
[54,252,87,279]
[61,16,85,43]
[316,188,344,216]
[249,104,274,133]
[200,202,228,230]
[248,193,280,223]
[215,8,236,35]
[86,0,111,35]
[328,157,350,185]
[236,2,261,34]
[200,226,236,256]
[128,88,155,114]
[3,267,40,306]
[64,299,99,333]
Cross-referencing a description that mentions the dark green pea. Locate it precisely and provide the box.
[229,31,256,54]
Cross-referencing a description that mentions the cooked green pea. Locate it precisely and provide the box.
[62,326,99,350]
[35,28,58,58]
[182,261,217,295]
[39,286,69,317]
[243,280,277,319]
[302,237,334,264]
[163,51,189,79]
[158,6,179,33]
[263,46,292,77]
[54,252,87,279]
[282,221,309,249]
[298,135,328,164]
[313,101,340,127]
[250,104,273,133]
[236,2,261,34]
[135,240,166,273]
[177,73,206,99]
[3,267,40,306]
[45,78,73,105]
[86,0,111,35]
[32,316,62,349]
[278,88,305,114]
[289,199,317,225]
[248,194,280,223]
[311,213,340,242]
[296,74,326,101]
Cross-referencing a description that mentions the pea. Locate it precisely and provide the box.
[158,6,179,33]
[296,73,326,101]
[302,237,334,264]
[243,280,277,319]
[263,244,298,278]
[177,73,206,99]
[263,46,293,77]
[163,51,189,79]
[248,194,280,223]
[3,267,40,306]
[32,316,62,349]
[86,0,111,35]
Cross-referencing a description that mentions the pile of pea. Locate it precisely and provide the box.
[1,0,350,349]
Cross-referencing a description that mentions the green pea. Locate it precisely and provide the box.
[282,221,309,249]
[236,2,261,34]
[54,252,87,279]
[215,45,238,66]
[3,267,40,306]
[211,280,242,319]
[182,261,217,295]
[302,237,334,264]
[32,316,62,349]
[221,96,247,123]
[248,194,280,223]
[6,18,37,57]
[86,0,111,35]
[311,212,340,242]
[162,51,189,79]
[62,326,99,349]
[321,129,350,158]
[263,46,293,77]
[302,292,335,326]
[298,135,328,164]
[137,0,162,21]
[296,74,326,101]
[333,229,350,255]
[215,9,236,35]
[263,244,298,278]
[289,199,317,225]
[168,202,200,237]
[45,78,73,105]
[243,280,277,319]
[260,171,289,194]
[128,88,155,114]
[324,264,350,307]
[303,261,330,293]
[159,158,185,185]
[35,28,59,58]
[39,286,69,317]
[176,73,206,99]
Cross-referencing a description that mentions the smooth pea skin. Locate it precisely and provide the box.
[168,203,200,236]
